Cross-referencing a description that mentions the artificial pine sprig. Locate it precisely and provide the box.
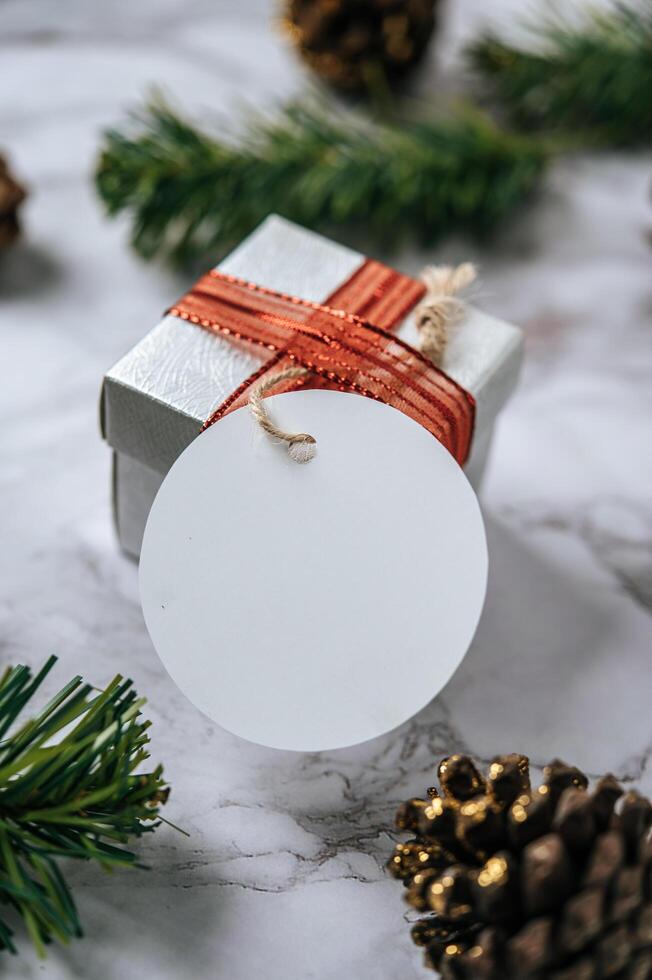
[96,99,547,268]
[0,656,169,957]
[467,2,652,146]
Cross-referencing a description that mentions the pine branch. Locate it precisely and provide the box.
[95,99,548,268]
[467,2,652,146]
[0,656,169,957]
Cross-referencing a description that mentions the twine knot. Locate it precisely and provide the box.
[414,263,477,366]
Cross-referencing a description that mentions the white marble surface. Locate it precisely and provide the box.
[1,1,651,977]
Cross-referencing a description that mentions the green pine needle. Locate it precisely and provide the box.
[0,656,169,957]
[95,99,548,268]
[467,2,652,146]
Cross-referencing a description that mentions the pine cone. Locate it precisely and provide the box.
[388,754,652,979]
[0,154,26,249]
[282,0,439,93]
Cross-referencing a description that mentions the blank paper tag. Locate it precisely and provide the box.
[140,390,487,751]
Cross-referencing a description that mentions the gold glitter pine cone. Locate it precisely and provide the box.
[281,0,439,93]
[388,754,652,979]
[0,154,26,249]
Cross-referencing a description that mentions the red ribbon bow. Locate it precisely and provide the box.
[169,258,475,465]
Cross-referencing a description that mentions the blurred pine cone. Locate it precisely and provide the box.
[282,0,439,93]
[0,155,26,249]
[388,754,652,979]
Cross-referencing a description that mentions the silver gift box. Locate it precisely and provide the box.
[101,216,523,558]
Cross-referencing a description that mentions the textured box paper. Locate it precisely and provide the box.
[102,215,523,557]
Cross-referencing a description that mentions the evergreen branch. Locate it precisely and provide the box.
[467,2,652,146]
[95,99,548,268]
[0,657,169,956]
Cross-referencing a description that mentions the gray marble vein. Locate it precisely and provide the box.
[1,0,651,977]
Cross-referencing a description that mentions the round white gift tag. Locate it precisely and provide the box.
[140,390,487,751]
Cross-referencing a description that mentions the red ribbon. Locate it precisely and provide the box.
[169,258,475,465]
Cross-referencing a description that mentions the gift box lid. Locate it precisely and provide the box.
[101,215,523,476]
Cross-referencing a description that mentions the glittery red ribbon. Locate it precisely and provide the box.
[169,259,475,464]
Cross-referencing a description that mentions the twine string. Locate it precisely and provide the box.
[248,365,316,463]
[249,263,477,463]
